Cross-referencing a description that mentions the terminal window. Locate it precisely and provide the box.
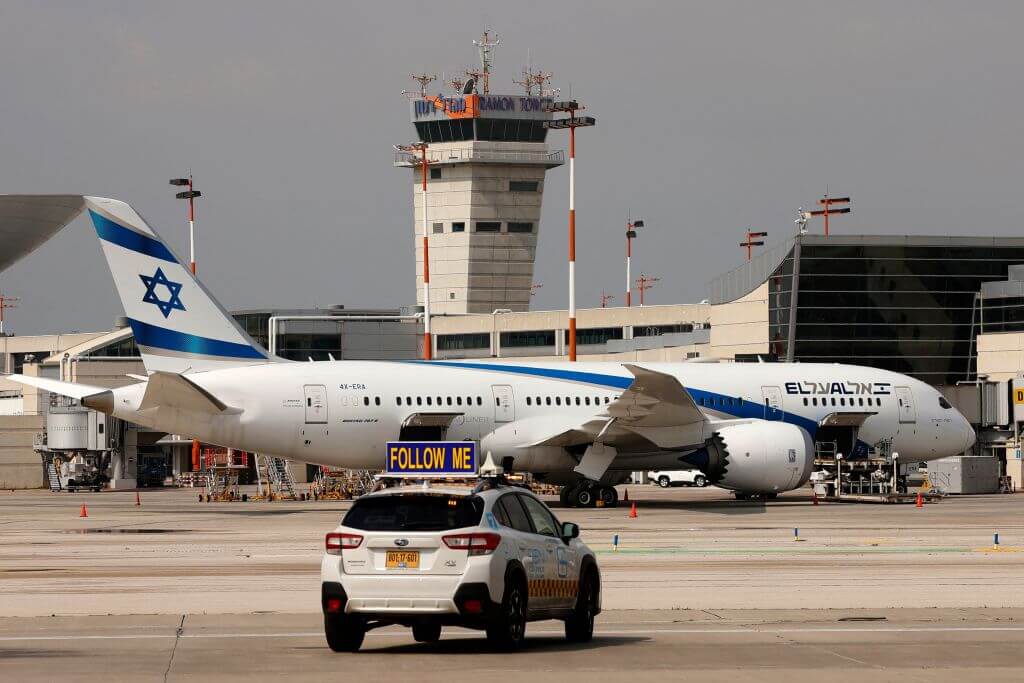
[564,327,624,346]
[452,222,465,232]
[507,222,534,233]
[438,333,490,351]
[475,221,501,232]
[501,330,556,348]
[430,168,442,180]
[509,181,539,192]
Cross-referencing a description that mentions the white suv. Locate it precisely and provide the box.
[648,469,708,488]
[320,481,601,652]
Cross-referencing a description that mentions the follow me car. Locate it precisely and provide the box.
[320,443,601,651]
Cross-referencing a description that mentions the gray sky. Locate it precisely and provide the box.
[2,1,1023,335]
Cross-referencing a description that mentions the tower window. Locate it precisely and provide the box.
[509,181,539,192]
[475,221,501,232]
[452,222,465,232]
[507,222,534,233]
[430,168,441,179]
[432,222,443,234]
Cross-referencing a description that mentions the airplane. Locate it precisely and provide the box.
[2,195,976,506]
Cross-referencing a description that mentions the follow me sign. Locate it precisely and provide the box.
[386,441,477,476]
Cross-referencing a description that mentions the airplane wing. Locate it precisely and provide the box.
[526,364,710,450]
[0,195,86,273]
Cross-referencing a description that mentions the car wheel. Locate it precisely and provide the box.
[658,476,671,488]
[565,568,598,643]
[694,475,707,488]
[412,622,442,643]
[598,486,618,508]
[324,614,365,653]
[487,575,527,651]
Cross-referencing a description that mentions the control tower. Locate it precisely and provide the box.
[395,36,564,314]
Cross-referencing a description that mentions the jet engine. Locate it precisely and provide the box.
[705,422,815,494]
[480,416,580,473]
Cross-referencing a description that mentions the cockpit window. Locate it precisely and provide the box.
[938,396,952,410]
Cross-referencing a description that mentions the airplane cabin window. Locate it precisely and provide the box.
[555,397,562,406]
[416,397,422,406]
[803,398,808,406]
[546,397,552,406]
[447,397,452,406]
[476,397,482,406]
[396,397,401,406]
[456,397,462,406]
[363,397,369,406]
[585,397,591,406]
[575,397,580,405]
[526,397,532,406]
[426,397,432,406]
[375,397,381,406]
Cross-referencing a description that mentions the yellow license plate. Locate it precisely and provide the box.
[385,550,420,569]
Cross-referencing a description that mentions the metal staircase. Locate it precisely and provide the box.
[255,454,298,500]
[45,458,61,492]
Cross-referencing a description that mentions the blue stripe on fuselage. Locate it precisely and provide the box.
[89,210,178,263]
[129,318,266,360]
[405,360,841,445]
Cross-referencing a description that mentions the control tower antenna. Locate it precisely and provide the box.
[472,30,500,94]
[513,68,535,95]
[448,74,466,93]
[0,292,19,336]
[409,73,437,98]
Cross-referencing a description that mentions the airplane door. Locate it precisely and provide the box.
[492,385,515,423]
[761,386,783,420]
[895,386,916,424]
[304,385,328,424]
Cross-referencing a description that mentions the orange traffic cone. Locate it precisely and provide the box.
[79,504,88,518]
[623,488,629,502]
[915,492,923,508]
[135,492,141,507]
[629,502,638,519]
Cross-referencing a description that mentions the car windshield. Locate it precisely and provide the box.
[342,493,484,531]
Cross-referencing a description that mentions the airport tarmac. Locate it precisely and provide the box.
[2,485,1024,679]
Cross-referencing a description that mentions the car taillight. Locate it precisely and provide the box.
[325,532,362,555]
[443,532,501,556]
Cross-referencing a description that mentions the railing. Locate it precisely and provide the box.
[394,148,564,166]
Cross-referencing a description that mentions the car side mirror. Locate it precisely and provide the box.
[561,522,580,541]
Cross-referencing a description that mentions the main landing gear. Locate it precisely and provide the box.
[560,481,619,508]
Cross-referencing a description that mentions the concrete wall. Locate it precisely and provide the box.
[709,282,770,358]
[0,414,44,488]
[977,332,1024,382]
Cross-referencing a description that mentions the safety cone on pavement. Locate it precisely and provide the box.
[915,492,923,508]
[79,504,88,518]
[623,488,629,502]
[629,502,638,518]
[135,492,141,507]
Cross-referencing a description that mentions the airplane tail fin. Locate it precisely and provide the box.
[83,196,274,373]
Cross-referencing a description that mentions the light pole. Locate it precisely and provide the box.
[807,193,851,237]
[544,101,596,362]
[0,292,18,337]
[169,177,201,274]
[636,274,660,307]
[740,229,768,261]
[395,142,433,360]
[625,218,644,306]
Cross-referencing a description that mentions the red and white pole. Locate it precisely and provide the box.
[420,146,433,361]
[625,225,632,307]
[568,117,577,362]
[188,176,196,274]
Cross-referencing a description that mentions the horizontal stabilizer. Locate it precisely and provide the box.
[3,373,109,400]
[138,371,239,415]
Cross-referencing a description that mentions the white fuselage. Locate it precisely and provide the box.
[101,360,974,477]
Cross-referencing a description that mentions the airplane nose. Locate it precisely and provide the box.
[961,416,976,454]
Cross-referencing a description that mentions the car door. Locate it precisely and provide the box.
[517,494,577,610]
[494,494,545,609]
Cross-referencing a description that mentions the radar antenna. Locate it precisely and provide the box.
[409,73,436,98]
[471,30,500,94]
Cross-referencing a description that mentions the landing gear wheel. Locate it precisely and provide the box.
[324,614,366,653]
[565,569,598,643]
[658,476,671,488]
[694,475,707,488]
[598,486,618,508]
[487,576,527,651]
[559,484,574,507]
[412,623,442,643]
[573,486,596,508]
[734,491,750,501]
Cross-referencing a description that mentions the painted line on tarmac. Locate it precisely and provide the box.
[595,547,971,555]
[4,625,1024,642]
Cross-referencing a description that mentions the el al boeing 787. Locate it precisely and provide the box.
[2,196,975,506]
